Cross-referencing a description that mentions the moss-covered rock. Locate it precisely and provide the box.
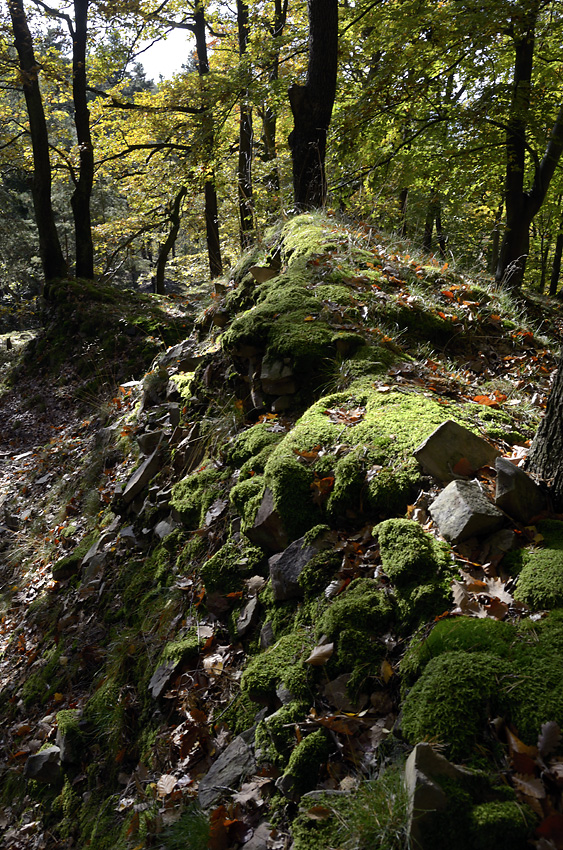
[255,700,306,767]
[378,518,450,586]
[170,464,227,530]
[514,519,563,610]
[200,537,265,593]
[240,630,314,704]
[280,729,329,798]
[401,651,508,760]
[318,578,394,639]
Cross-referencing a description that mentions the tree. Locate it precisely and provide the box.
[288,0,338,208]
[7,0,67,287]
[527,353,563,509]
[237,0,254,247]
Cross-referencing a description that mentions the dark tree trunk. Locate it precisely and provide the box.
[423,194,440,254]
[260,0,288,197]
[399,187,408,237]
[155,186,187,295]
[435,202,447,258]
[70,0,95,279]
[288,0,338,208]
[527,351,563,509]
[8,0,67,290]
[489,200,504,274]
[539,232,550,294]
[237,0,254,248]
[550,226,563,296]
[193,2,223,278]
[496,3,563,289]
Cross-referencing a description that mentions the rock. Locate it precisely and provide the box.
[118,526,137,547]
[154,516,179,540]
[260,621,275,649]
[405,743,473,849]
[137,430,164,455]
[271,396,293,413]
[236,596,259,636]
[495,456,547,524]
[245,488,288,553]
[260,357,296,396]
[414,420,499,482]
[198,735,256,809]
[268,531,333,601]
[157,339,205,372]
[24,746,62,783]
[243,822,273,850]
[429,479,506,543]
[122,447,161,505]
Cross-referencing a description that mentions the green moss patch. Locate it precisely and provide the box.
[240,630,314,703]
[514,519,563,610]
[170,464,228,530]
[378,518,450,586]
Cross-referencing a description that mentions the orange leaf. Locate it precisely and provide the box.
[472,395,498,407]
[452,457,474,476]
[441,289,455,299]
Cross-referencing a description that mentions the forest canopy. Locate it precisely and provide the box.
[1,0,563,295]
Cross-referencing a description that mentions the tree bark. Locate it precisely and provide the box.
[155,186,187,295]
[70,0,95,279]
[193,2,223,278]
[527,351,563,509]
[237,0,254,248]
[496,2,563,290]
[288,0,338,208]
[259,0,288,197]
[8,0,67,289]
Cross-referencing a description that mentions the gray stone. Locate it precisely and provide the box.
[236,596,259,636]
[122,448,161,505]
[429,479,505,543]
[243,822,273,850]
[260,358,296,395]
[495,455,547,524]
[118,526,137,547]
[262,377,297,396]
[268,531,333,602]
[198,735,255,809]
[154,516,179,540]
[260,621,275,649]
[271,396,293,413]
[137,430,164,455]
[245,488,288,553]
[158,339,205,372]
[405,743,472,849]
[414,420,500,482]
[24,746,61,783]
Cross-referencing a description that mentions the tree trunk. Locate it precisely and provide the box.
[155,186,187,295]
[526,351,563,509]
[489,200,504,275]
[550,226,563,296]
[496,3,563,290]
[237,0,254,248]
[8,0,67,290]
[288,0,338,208]
[260,0,288,197]
[70,0,95,279]
[193,2,223,278]
[399,187,408,237]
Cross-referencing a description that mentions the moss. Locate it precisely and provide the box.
[241,630,314,703]
[169,370,195,402]
[21,645,64,706]
[378,518,450,586]
[469,800,537,850]
[394,580,453,633]
[160,803,209,850]
[227,423,285,467]
[255,701,306,767]
[401,651,508,760]
[200,538,265,593]
[281,729,329,797]
[229,476,264,529]
[221,691,261,736]
[334,627,385,696]
[291,810,338,850]
[170,464,227,530]
[52,533,96,580]
[298,549,340,597]
[160,630,201,665]
[400,618,516,686]
[318,578,394,640]
[264,451,320,541]
[514,519,563,610]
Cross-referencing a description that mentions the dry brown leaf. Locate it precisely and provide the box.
[305,643,334,666]
[484,577,514,604]
[512,772,545,799]
[538,721,561,757]
[156,774,177,798]
[507,728,538,758]
[306,806,333,821]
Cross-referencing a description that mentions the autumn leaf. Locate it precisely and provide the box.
[538,721,561,757]
[156,774,177,798]
[307,805,333,820]
[305,643,334,666]
[512,773,545,799]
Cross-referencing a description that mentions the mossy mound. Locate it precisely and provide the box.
[240,629,315,704]
[514,519,563,610]
[170,464,229,530]
[378,518,450,586]
[401,610,563,754]
[199,537,265,593]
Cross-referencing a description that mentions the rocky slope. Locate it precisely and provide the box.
[1,213,563,850]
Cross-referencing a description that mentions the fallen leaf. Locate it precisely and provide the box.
[538,721,561,757]
[156,774,177,798]
[305,643,334,666]
[306,806,333,821]
[512,773,545,798]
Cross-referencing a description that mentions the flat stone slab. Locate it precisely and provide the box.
[414,420,499,482]
[24,746,61,783]
[198,735,255,809]
[429,479,505,543]
[495,456,547,524]
[245,488,288,553]
[122,448,161,505]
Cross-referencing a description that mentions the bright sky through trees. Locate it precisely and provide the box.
[138,29,192,82]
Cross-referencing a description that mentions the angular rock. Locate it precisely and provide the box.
[245,488,288,553]
[137,430,164,455]
[406,743,468,848]
[198,735,255,809]
[268,530,333,601]
[122,447,161,505]
[495,455,547,524]
[414,420,499,482]
[24,746,62,783]
[243,822,273,850]
[429,479,505,543]
[158,339,205,372]
[236,596,259,636]
[154,516,179,540]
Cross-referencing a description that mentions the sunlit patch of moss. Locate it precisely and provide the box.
[378,518,450,586]
[281,728,329,797]
[169,370,195,402]
[240,629,314,704]
[255,700,307,767]
[170,463,228,530]
[229,476,264,530]
[227,422,285,467]
[514,519,563,610]
[199,538,265,593]
[318,578,394,640]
